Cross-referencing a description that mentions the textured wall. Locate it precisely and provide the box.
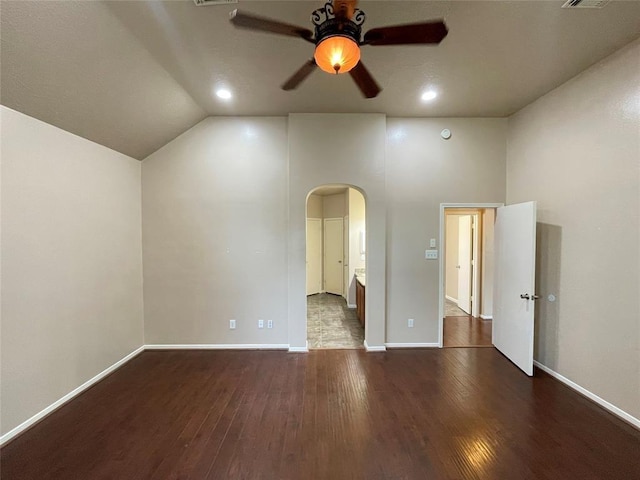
[385,118,507,343]
[1,107,143,435]
[288,114,387,349]
[142,117,289,345]
[506,40,640,419]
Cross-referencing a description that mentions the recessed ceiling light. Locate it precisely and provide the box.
[216,89,232,100]
[421,90,438,101]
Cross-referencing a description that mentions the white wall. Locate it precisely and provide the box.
[322,193,346,218]
[142,117,289,346]
[481,209,495,318]
[347,188,366,306]
[386,118,507,343]
[288,114,387,349]
[506,39,640,420]
[306,194,323,218]
[0,106,144,436]
[141,115,506,350]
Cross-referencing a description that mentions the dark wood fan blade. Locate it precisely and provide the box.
[229,10,313,42]
[282,60,317,91]
[349,61,381,99]
[363,20,448,46]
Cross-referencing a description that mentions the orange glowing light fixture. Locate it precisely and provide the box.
[314,35,361,74]
[310,1,365,75]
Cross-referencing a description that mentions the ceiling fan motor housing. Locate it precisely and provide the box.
[312,1,365,46]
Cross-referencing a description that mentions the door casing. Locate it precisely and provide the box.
[439,203,504,348]
[306,218,323,295]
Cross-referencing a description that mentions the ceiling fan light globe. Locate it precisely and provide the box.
[314,36,360,75]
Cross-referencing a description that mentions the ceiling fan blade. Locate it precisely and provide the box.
[363,20,448,46]
[349,61,382,99]
[282,59,317,91]
[229,10,314,42]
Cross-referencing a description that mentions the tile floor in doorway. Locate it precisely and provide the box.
[445,298,469,317]
[307,293,364,349]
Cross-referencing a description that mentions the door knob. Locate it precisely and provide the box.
[520,294,540,300]
[338,260,342,263]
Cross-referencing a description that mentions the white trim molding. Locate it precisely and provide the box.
[385,343,439,349]
[146,344,290,351]
[288,341,309,353]
[534,360,640,430]
[347,303,357,309]
[364,340,386,352]
[480,314,493,320]
[445,295,458,303]
[0,345,145,447]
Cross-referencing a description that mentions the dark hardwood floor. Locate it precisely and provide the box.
[2,349,639,479]
[443,316,493,347]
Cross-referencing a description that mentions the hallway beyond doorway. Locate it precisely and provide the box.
[443,298,492,347]
[307,294,364,349]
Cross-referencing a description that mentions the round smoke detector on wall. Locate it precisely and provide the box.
[441,129,451,140]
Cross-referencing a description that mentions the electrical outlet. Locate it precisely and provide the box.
[229,319,236,330]
[408,318,414,328]
[258,319,264,329]
[425,249,438,260]
[267,319,273,329]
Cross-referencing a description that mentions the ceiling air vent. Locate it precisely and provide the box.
[194,0,238,6]
[562,0,610,8]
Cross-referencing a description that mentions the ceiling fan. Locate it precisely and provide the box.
[229,0,448,99]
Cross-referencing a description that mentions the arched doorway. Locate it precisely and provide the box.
[306,185,366,349]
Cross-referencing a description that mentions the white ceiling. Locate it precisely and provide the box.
[1,0,639,159]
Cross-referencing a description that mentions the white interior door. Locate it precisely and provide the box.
[457,215,472,314]
[493,201,537,376]
[324,218,344,295]
[306,218,322,295]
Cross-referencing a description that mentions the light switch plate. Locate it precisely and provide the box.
[430,238,436,248]
[425,250,438,260]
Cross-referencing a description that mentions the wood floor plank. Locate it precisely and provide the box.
[444,316,493,347]
[2,349,639,480]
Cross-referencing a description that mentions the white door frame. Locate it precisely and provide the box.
[306,218,323,295]
[438,203,503,348]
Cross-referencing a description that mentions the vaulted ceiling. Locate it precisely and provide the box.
[1,0,639,159]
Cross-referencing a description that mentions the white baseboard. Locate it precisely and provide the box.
[0,345,145,447]
[385,343,439,348]
[445,295,458,303]
[533,360,640,430]
[145,344,290,350]
[347,303,356,309]
[480,314,493,320]
[364,340,386,352]
[289,341,309,353]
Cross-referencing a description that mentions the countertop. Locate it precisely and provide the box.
[355,274,365,287]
